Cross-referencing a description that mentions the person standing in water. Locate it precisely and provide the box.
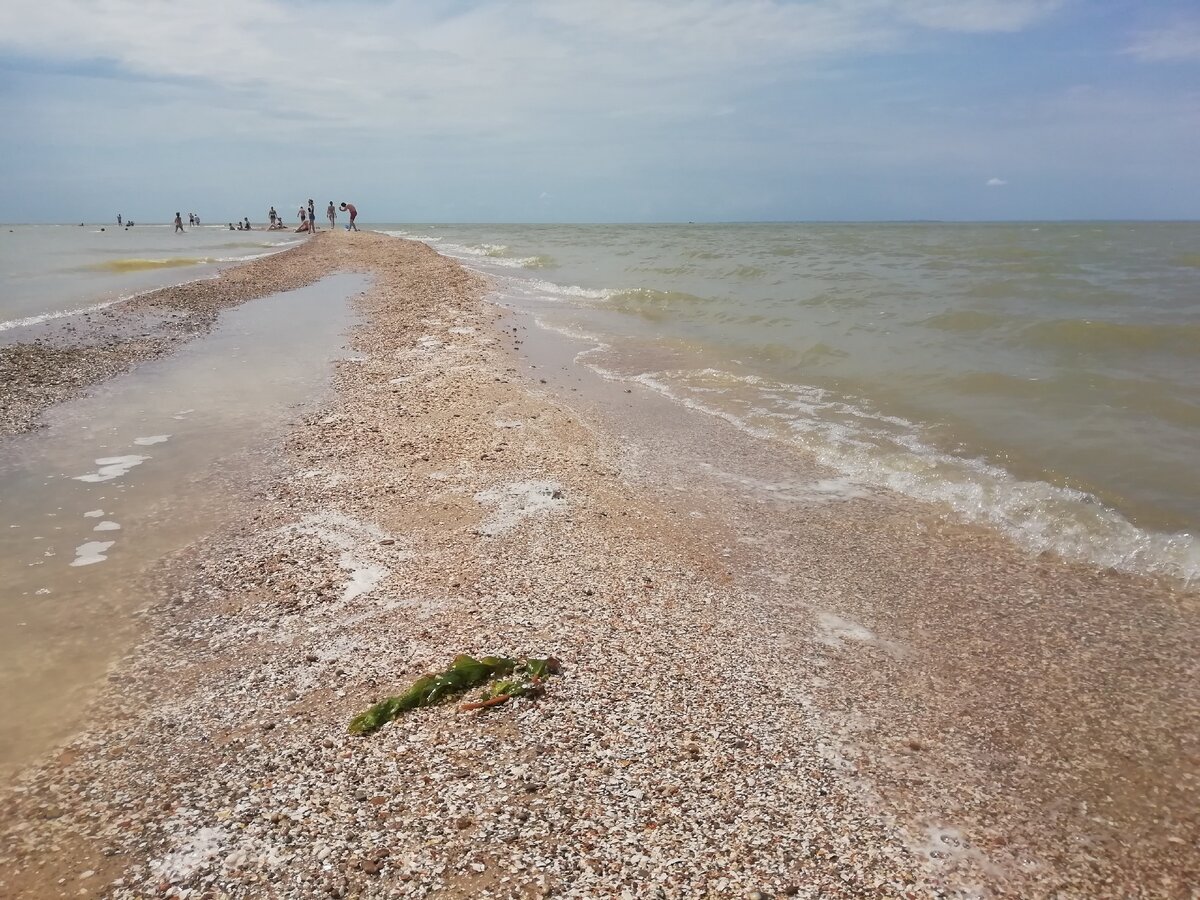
[117,213,122,226]
[269,207,277,227]
[174,212,184,233]
[327,201,336,230]
[339,202,358,231]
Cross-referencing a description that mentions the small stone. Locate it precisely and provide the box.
[362,861,380,876]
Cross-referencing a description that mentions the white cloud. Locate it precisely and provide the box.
[0,0,1066,139]
[1125,20,1200,62]
[896,0,1064,34]
[986,177,1008,186]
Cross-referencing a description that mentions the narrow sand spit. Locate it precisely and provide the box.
[0,232,1194,899]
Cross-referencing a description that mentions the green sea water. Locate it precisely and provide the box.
[383,222,1200,583]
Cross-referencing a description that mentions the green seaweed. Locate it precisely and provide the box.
[348,654,560,735]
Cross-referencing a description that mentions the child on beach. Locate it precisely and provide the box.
[327,201,336,229]
[339,202,358,231]
[174,212,184,233]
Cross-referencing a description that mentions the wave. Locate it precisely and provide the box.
[1022,318,1200,357]
[516,278,612,301]
[379,231,445,242]
[624,367,1200,584]
[0,297,129,332]
[947,370,1200,429]
[921,310,1010,332]
[486,254,556,269]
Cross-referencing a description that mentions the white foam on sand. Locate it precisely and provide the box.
[70,540,115,566]
[815,612,906,658]
[448,326,476,335]
[93,521,121,532]
[474,480,567,537]
[73,455,150,483]
[702,468,871,505]
[83,509,104,518]
[283,512,400,603]
[151,826,229,882]
[133,434,171,446]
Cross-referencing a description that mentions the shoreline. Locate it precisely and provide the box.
[0,237,337,436]
[0,233,1195,898]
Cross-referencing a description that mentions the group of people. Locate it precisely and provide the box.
[268,200,358,233]
[162,201,358,233]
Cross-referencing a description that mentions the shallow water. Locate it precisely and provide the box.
[0,273,364,778]
[383,222,1200,583]
[0,224,302,330]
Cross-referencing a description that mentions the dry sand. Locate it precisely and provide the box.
[0,232,1195,899]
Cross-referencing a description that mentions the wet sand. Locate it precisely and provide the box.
[0,273,364,779]
[0,232,1195,899]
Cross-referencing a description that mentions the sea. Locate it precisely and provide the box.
[381,222,1200,585]
[2,221,1197,584]
[0,223,301,333]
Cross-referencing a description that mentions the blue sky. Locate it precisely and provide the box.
[1,0,1198,222]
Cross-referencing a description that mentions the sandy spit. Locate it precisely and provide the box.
[0,233,948,899]
[6,231,1192,899]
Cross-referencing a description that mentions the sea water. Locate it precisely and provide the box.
[0,274,363,777]
[382,222,1200,583]
[0,224,302,331]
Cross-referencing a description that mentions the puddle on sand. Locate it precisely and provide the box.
[0,273,366,780]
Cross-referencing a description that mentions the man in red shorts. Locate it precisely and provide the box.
[339,202,358,231]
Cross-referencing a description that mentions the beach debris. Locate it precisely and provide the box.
[348,654,561,734]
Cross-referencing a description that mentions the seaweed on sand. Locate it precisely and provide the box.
[348,654,561,735]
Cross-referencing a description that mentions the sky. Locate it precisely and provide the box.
[1,0,1198,222]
